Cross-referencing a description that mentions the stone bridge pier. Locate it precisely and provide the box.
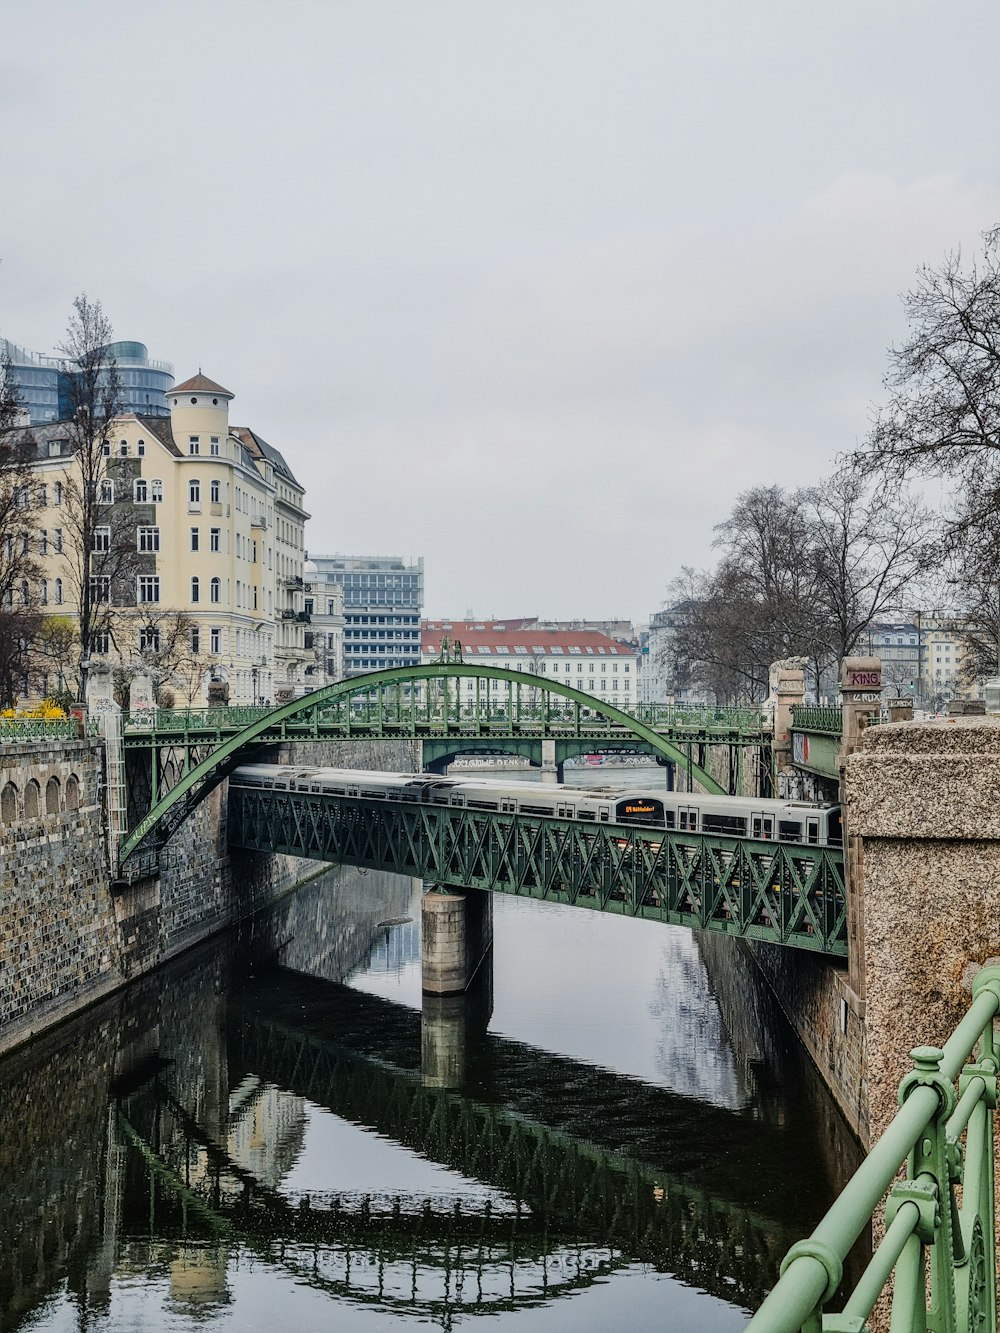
[420,886,493,997]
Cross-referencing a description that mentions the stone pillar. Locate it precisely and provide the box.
[838,657,882,1000]
[421,886,493,995]
[421,960,494,1088]
[128,672,157,723]
[846,715,1000,1148]
[539,738,558,785]
[768,661,806,776]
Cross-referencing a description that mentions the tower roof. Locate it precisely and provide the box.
[171,372,234,398]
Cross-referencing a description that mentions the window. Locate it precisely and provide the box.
[210,527,220,552]
[48,440,62,459]
[188,479,200,506]
[189,436,200,455]
[94,526,110,553]
[190,526,199,552]
[134,478,148,502]
[54,577,63,605]
[98,479,114,504]
[210,576,221,603]
[53,528,63,553]
[54,480,63,505]
[191,576,200,603]
[92,632,109,654]
[210,627,221,654]
[137,526,160,552]
[39,578,47,605]
[101,440,111,457]
[90,575,110,604]
[210,479,220,503]
[139,627,161,653]
[119,440,128,456]
[190,626,200,654]
[38,530,47,556]
[137,439,145,456]
[151,479,163,503]
[37,484,47,506]
[137,575,160,603]
[210,436,220,456]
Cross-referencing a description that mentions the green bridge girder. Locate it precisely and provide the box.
[227,786,847,956]
[118,665,756,868]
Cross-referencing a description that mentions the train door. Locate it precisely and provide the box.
[677,806,699,833]
[751,812,774,840]
[598,805,610,821]
[806,816,820,845]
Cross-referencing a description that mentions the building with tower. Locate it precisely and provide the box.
[6,371,309,707]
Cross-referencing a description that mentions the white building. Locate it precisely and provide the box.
[421,619,639,708]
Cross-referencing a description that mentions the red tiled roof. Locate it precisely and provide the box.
[422,626,633,657]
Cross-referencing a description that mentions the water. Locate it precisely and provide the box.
[0,767,863,1332]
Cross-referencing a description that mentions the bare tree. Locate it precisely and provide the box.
[804,471,936,663]
[56,295,128,702]
[107,608,198,709]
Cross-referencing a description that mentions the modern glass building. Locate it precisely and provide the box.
[309,555,424,675]
[1,337,173,424]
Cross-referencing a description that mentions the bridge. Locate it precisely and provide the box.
[112,966,846,1315]
[226,777,846,955]
[114,664,771,871]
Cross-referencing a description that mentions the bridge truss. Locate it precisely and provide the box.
[227,786,847,956]
[117,665,770,871]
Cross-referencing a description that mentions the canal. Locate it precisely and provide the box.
[0,765,862,1332]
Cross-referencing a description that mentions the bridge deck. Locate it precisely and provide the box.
[227,788,847,955]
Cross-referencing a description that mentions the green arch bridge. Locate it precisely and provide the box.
[117,664,769,871]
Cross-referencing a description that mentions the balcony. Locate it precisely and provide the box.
[296,611,311,624]
[280,610,296,621]
[283,575,304,590]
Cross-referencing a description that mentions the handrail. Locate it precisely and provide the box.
[790,705,844,735]
[748,965,1000,1331]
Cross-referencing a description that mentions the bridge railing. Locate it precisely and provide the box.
[790,705,844,736]
[748,965,1000,1332]
[0,717,82,741]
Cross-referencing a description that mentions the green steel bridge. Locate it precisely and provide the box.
[113,969,833,1314]
[227,780,846,955]
[115,664,770,872]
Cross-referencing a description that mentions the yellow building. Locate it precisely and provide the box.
[15,372,309,707]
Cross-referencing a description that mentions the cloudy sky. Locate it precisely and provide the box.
[2,1,999,622]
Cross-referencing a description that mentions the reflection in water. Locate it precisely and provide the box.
[0,855,861,1333]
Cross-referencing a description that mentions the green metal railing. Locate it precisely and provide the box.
[0,718,81,741]
[790,705,844,736]
[228,788,848,956]
[749,965,1000,1331]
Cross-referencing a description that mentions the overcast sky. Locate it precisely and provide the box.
[2,1,999,623]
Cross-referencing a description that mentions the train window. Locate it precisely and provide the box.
[702,812,747,835]
[579,810,595,820]
[752,816,762,839]
[664,809,675,829]
[778,820,803,842]
[763,816,773,839]
[599,806,610,821]
[807,818,820,845]
[468,798,500,810]
[521,802,557,815]
[827,809,843,846]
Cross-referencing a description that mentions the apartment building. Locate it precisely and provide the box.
[421,619,639,708]
[10,372,309,706]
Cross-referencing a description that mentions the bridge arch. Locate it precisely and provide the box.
[118,663,725,868]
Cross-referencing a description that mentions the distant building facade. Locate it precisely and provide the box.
[302,559,345,687]
[310,555,423,676]
[7,372,309,706]
[2,337,174,424]
[421,618,639,707]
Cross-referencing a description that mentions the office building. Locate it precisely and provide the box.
[2,337,174,424]
[309,555,423,676]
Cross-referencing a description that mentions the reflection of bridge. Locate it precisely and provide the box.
[114,967,845,1317]
[228,784,847,955]
[116,665,773,872]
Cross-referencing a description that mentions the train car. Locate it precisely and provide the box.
[228,766,841,847]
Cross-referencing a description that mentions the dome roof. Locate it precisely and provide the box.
[170,372,234,398]
[303,558,318,575]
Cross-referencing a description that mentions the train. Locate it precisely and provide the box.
[229,765,842,848]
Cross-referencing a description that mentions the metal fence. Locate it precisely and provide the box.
[748,965,1000,1331]
[789,705,844,736]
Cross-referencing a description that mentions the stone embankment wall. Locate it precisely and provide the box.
[0,735,417,1057]
[745,943,867,1143]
